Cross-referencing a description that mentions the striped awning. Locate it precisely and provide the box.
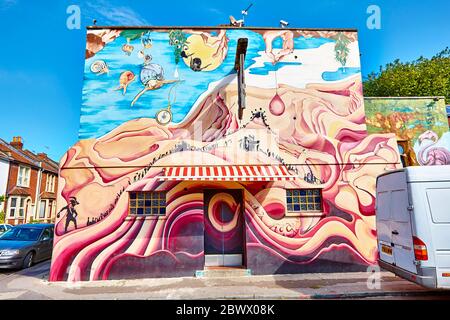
[159,165,297,181]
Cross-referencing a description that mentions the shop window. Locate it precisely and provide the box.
[129,191,166,216]
[286,189,322,213]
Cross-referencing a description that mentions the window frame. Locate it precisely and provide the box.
[40,228,52,241]
[8,196,27,219]
[8,197,17,218]
[51,175,56,192]
[285,188,324,216]
[128,191,167,217]
[39,200,47,219]
[45,173,56,193]
[46,174,56,193]
[17,166,31,187]
[45,174,50,192]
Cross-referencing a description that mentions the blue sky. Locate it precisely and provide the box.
[0,0,449,161]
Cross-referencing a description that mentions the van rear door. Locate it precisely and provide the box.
[376,186,394,265]
[376,171,416,273]
[425,188,450,288]
[390,176,416,274]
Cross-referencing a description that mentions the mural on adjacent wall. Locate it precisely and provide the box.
[50,28,401,281]
[365,98,450,166]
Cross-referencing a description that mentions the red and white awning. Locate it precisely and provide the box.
[159,165,297,181]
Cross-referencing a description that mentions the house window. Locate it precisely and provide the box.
[17,166,31,187]
[50,200,56,218]
[286,189,323,213]
[8,196,27,218]
[46,174,56,192]
[129,191,166,216]
[39,200,46,219]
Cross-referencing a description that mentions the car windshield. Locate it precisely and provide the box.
[0,228,42,241]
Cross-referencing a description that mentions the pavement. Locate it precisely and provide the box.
[0,260,449,300]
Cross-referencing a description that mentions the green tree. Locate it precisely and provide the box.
[363,48,450,104]
[0,195,5,223]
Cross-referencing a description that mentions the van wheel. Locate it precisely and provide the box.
[22,252,34,269]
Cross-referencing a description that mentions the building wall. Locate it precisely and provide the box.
[50,27,401,281]
[0,159,9,212]
[365,97,450,166]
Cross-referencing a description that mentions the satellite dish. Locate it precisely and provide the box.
[280,20,289,28]
[229,15,244,27]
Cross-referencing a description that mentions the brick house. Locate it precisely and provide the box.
[0,136,59,224]
[0,150,11,212]
[22,149,59,223]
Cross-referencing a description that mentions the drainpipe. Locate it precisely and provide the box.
[5,159,13,223]
[33,161,43,223]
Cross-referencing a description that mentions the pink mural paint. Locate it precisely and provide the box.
[50,27,401,281]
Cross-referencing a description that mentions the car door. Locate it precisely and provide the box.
[47,227,54,259]
[37,228,53,261]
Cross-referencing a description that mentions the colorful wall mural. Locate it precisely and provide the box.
[365,97,450,166]
[50,27,401,281]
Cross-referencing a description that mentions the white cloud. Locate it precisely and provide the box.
[0,68,33,84]
[0,0,18,10]
[208,7,225,16]
[85,1,150,26]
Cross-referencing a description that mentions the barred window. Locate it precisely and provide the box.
[286,189,322,212]
[129,192,166,216]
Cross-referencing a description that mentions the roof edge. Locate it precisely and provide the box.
[86,25,359,32]
[365,96,446,100]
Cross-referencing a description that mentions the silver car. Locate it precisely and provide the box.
[0,224,54,269]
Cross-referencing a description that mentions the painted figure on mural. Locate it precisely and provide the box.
[263,30,294,64]
[416,130,450,165]
[180,29,229,71]
[131,55,182,106]
[56,197,79,233]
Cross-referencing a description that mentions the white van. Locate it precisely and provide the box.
[376,166,450,289]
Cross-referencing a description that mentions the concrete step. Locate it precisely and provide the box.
[195,268,252,278]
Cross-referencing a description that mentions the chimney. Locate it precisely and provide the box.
[37,152,47,160]
[10,136,23,150]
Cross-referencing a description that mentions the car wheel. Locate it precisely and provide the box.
[23,252,34,269]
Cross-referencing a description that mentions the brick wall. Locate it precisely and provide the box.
[5,162,39,224]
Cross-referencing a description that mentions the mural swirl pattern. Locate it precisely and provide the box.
[50,28,400,281]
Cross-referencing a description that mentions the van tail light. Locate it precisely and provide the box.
[413,236,428,261]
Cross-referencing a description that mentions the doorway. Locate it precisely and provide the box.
[203,189,245,267]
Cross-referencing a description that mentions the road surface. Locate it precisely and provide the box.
[1,261,449,300]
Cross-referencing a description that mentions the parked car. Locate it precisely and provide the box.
[0,223,54,269]
[0,224,13,235]
[376,166,450,289]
